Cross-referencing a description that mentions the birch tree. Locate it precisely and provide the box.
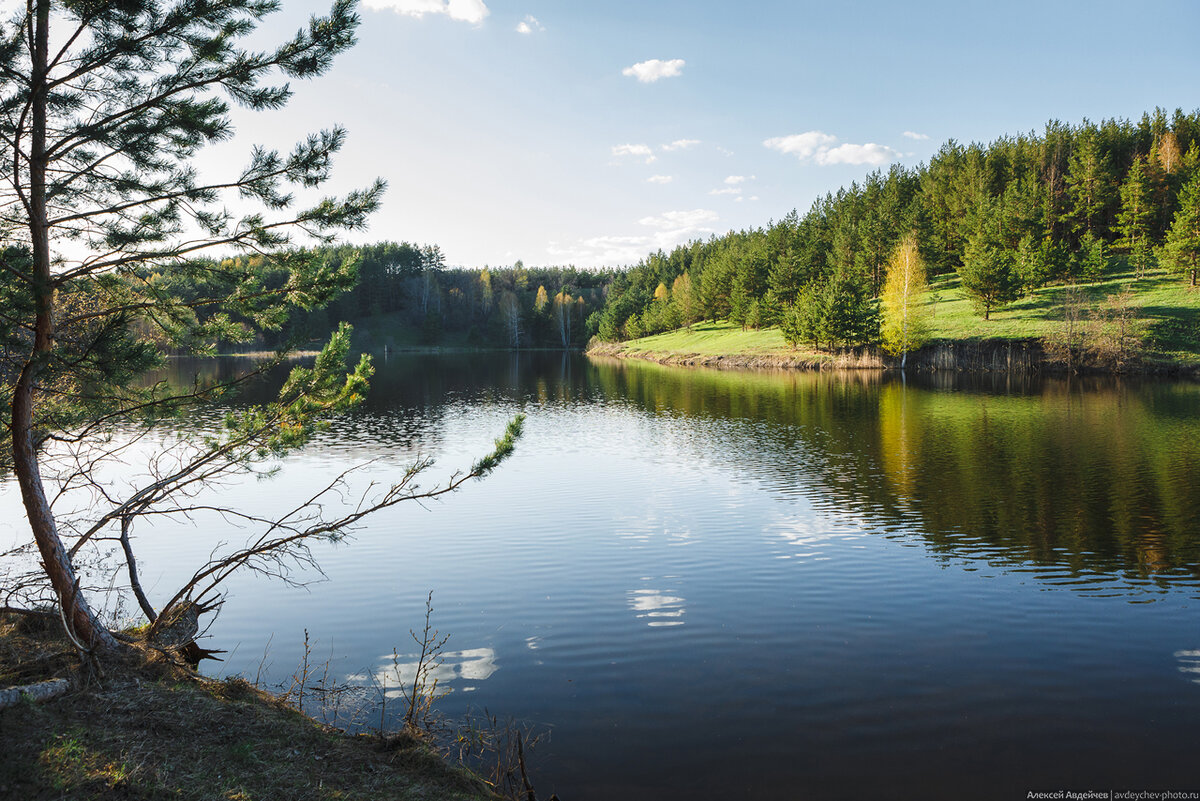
[880,235,931,368]
[553,289,573,348]
[498,289,522,348]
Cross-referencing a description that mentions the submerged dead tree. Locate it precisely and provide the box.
[0,1,520,660]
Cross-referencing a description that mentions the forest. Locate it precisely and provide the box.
[160,243,614,352]
[159,107,1200,357]
[592,107,1200,351]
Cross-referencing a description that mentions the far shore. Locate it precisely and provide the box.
[167,333,1199,376]
[176,345,586,359]
[587,326,1200,376]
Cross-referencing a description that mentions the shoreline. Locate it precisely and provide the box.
[587,340,870,370]
[587,337,1200,376]
[169,346,584,359]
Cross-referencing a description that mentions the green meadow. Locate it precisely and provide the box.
[597,263,1200,369]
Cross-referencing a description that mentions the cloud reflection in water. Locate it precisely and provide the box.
[629,587,686,627]
[349,646,498,697]
[1175,649,1200,684]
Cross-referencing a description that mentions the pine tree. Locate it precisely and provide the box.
[781,284,825,349]
[959,234,1020,320]
[767,246,802,306]
[0,1,521,657]
[821,272,878,348]
[699,249,734,322]
[1014,234,1061,293]
[1160,171,1200,287]
[1117,156,1155,277]
[1065,127,1115,240]
[1073,232,1108,281]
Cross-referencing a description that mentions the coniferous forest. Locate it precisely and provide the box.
[590,108,1200,350]
[167,108,1200,358]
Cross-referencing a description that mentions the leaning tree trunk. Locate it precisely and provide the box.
[12,374,122,654]
[11,0,122,655]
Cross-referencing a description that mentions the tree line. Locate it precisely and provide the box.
[150,242,614,352]
[107,107,1200,359]
[593,108,1200,349]
[311,245,613,350]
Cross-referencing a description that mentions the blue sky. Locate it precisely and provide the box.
[222,0,1198,268]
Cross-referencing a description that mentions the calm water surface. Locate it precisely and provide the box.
[7,353,1200,800]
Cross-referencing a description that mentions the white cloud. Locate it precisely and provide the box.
[611,143,657,164]
[763,131,837,159]
[903,130,930,140]
[816,142,899,166]
[622,58,686,83]
[546,210,719,267]
[661,138,701,151]
[643,208,715,230]
[709,187,742,196]
[364,0,489,24]
[724,175,753,185]
[765,130,899,166]
[644,210,718,251]
[546,235,651,266]
[647,175,674,184]
[516,14,543,34]
[612,144,653,158]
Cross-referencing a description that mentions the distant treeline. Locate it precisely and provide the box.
[594,107,1200,348]
[155,242,614,352]
[306,243,614,349]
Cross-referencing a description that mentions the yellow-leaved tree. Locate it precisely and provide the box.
[672,272,696,327]
[880,235,932,369]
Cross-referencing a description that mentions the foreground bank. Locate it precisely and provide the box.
[0,613,497,801]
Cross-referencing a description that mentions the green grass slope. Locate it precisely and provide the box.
[593,264,1200,369]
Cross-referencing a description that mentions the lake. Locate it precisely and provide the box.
[5,352,1200,800]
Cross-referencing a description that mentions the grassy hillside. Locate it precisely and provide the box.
[593,264,1200,369]
[926,267,1200,360]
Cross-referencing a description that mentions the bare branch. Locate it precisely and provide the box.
[152,415,524,636]
[117,515,156,623]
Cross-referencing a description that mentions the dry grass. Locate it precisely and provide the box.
[0,611,79,688]
[0,613,497,800]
